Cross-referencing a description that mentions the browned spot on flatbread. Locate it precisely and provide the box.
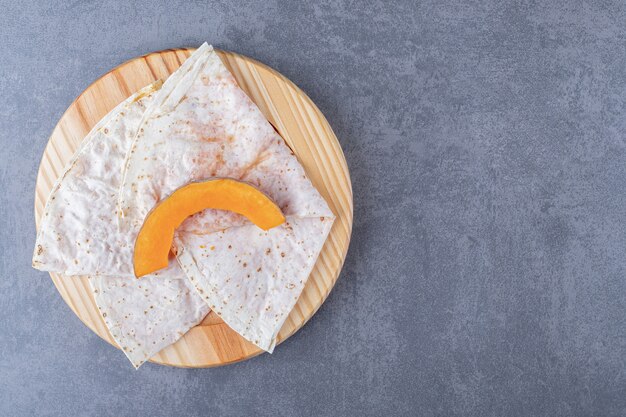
[214,151,225,168]
[202,137,221,143]
[239,148,271,180]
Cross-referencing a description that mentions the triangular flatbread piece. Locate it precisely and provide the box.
[178,218,331,351]
[33,83,209,367]
[89,274,209,368]
[32,82,180,278]
[118,44,334,351]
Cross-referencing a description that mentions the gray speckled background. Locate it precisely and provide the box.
[1,0,625,416]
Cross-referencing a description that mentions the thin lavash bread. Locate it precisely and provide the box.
[32,82,209,367]
[89,274,209,368]
[118,44,335,352]
[32,81,180,278]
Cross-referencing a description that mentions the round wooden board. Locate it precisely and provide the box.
[34,48,353,367]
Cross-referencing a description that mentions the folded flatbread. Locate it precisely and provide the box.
[32,82,180,278]
[33,83,209,367]
[119,44,334,351]
[89,274,209,368]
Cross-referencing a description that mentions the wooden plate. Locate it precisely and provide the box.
[34,48,353,367]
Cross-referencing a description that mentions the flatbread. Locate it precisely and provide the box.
[178,217,331,350]
[32,82,179,278]
[118,44,334,351]
[89,275,209,368]
[33,82,209,367]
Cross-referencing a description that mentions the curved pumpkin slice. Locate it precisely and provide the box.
[134,178,285,278]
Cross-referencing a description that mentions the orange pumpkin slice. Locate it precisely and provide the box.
[133,178,285,278]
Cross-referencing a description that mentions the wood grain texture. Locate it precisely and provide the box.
[34,48,353,367]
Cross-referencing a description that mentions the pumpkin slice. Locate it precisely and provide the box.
[133,178,285,278]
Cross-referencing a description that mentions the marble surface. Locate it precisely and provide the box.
[1,1,625,416]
